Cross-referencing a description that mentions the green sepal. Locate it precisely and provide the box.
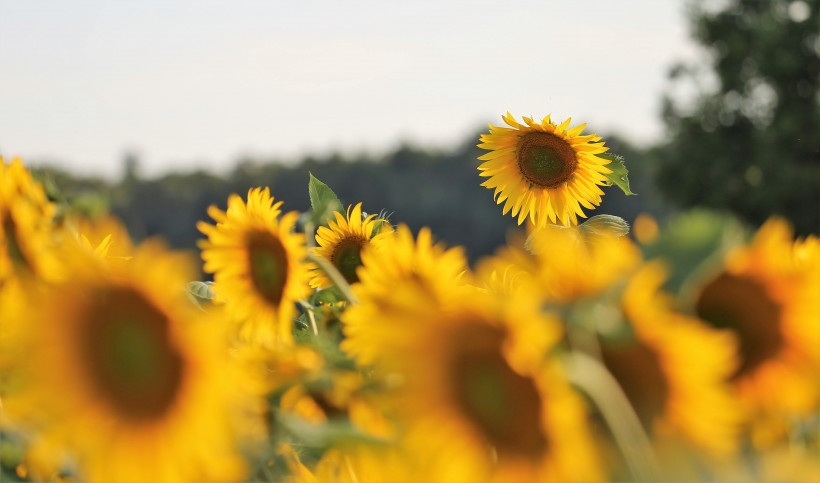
[308,173,343,226]
[598,153,636,196]
[186,281,214,308]
[579,215,630,240]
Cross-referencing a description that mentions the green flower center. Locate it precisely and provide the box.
[451,324,548,458]
[517,132,578,188]
[247,232,290,306]
[331,237,365,284]
[695,273,783,378]
[83,289,184,420]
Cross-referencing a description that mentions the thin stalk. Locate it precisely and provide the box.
[306,253,358,304]
[565,352,660,482]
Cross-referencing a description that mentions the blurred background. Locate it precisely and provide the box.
[1,0,817,260]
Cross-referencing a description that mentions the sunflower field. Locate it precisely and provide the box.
[0,112,819,483]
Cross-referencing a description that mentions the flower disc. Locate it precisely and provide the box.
[478,113,613,227]
[198,187,310,346]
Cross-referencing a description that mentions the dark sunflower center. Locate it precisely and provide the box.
[695,273,783,379]
[3,215,32,269]
[83,289,184,420]
[601,340,669,432]
[247,231,289,306]
[450,324,548,459]
[331,237,365,284]
[517,132,578,188]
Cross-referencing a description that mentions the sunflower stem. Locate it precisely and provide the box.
[306,306,319,336]
[565,351,660,482]
[306,253,358,304]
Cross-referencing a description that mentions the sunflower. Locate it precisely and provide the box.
[0,157,61,285]
[279,442,418,483]
[198,187,310,346]
[308,203,393,289]
[691,218,820,444]
[601,262,740,460]
[3,240,253,483]
[340,224,469,366]
[477,113,613,227]
[344,264,603,481]
[478,224,641,303]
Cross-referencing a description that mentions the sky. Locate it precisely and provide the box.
[0,0,700,179]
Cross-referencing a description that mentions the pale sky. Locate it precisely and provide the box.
[0,0,698,178]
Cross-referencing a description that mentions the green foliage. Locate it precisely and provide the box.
[641,210,746,297]
[599,154,636,196]
[658,0,820,235]
[307,173,343,226]
[275,412,385,449]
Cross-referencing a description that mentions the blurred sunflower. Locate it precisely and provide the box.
[692,219,820,443]
[198,187,310,346]
[341,224,468,366]
[279,442,418,483]
[477,113,612,227]
[4,241,252,483]
[346,273,602,482]
[308,203,393,288]
[64,213,134,260]
[0,157,60,285]
[479,225,641,303]
[601,262,740,459]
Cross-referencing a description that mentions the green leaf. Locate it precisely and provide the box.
[598,153,636,196]
[276,412,386,449]
[308,173,343,226]
[579,215,630,240]
[310,286,346,306]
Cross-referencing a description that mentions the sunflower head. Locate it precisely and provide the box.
[607,262,740,458]
[198,187,310,346]
[345,269,601,481]
[481,224,641,303]
[4,240,254,483]
[692,218,820,441]
[340,224,469,366]
[0,158,60,285]
[477,113,613,227]
[309,203,394,289]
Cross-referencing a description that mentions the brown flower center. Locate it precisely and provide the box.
[82,288,185,420]
[247,231,289,306]
[601,340,669,432]
[450,324,548,459]
[695,273,783,379]
[517,132,578,188]
[3,215,32,269]
[331,236,365,284]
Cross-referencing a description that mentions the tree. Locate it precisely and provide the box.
[657,0,819,235]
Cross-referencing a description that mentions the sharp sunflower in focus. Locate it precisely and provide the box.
[477,113,614,227]
[198,187,310,346]
[308,202,394,289]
